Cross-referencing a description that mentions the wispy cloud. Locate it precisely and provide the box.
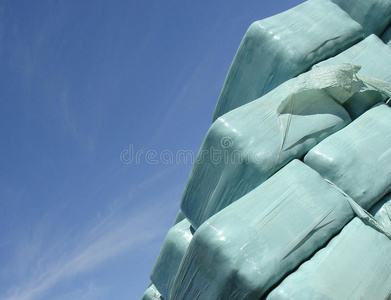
[1,169,179,300]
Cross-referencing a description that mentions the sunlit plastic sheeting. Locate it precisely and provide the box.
[150,219,193,300]
[371,193,391,230]
[304,103,391,211]
[171,160,354,300]
[315,35,391,119]
[331,0,391,37]
[141,285,163,300]
[181,65,355,229]
[266,212,391,299]
[212,0,363,121]
[381,25,391,45]
[173,210,186,225]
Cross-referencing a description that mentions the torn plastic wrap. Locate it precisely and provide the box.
[171,160,355,300]
[304,103,391,211]
[331,0,391,37]
[150,219,193,300]
[381,25,391,45]
[141,285,162,300]
[315,34,391,119]
[181,63,391,229]
[212,0,363,121]
[266,194,391,300]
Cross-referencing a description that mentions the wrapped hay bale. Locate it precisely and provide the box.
[150,219,194,299]
[141,285,162,300]
[171,160,355,300]
[266,194,391,300]
[315,34,391,119]
[331,0,391,37]
[182,63,385,229]
[212,0,363,121]
[172,210,186,225]
[304,103,391,211]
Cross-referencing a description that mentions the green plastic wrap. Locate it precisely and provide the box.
[266,194,391,300]
[182,64,385,229]
[141,284,162,300]
[172,210,186,225]
[304,103,391,211]
[150,219,193,300]
[331,0,391,37]
[212,0,363,121]
[315,34,391,119]
[372,194,391,230]
[381,25,391,45]
[171,160,355,300]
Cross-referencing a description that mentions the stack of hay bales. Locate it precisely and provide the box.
[142,0,391,298]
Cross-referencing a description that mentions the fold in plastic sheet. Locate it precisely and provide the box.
[182,64,379,229]
[171,160,355,300]
[150,219,193,300]
[315,34,391,119]
[372,193,391,231]
[266,195,391,300]
[382,25,391,45]
[304,103,391,211]
[212,0,363,121]
[331,0,391,37]
[141,285,163,300]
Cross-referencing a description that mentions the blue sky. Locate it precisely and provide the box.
[0,1,304,299]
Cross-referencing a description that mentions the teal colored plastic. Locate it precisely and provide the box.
[181,64,371,229]
[381,25,391,45]
[141,285,162,300]
[315,35,391,119]
[212,0,363,121]
[331,0,391,37]
[171,160,355,300]
[266,195,391,300]
[150,219,193,299]
[304,103,391,211]
[372,194,391,230]
[172,210,186,225]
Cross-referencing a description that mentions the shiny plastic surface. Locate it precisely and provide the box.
[315,34,391,119]
[267,195,391,300]
[304,103,391,211]
[150,219,193,299]
[172,210,186,225]
[171,160,355,300]
[331,0,391,37]
[141,285,162,300]
[212,0,363,121]
[182,64,378,229]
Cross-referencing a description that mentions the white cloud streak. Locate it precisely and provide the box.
[1,169,179,300]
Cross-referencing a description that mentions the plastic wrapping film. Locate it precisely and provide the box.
[171,160,355,300]
[304,103,391,211]
[212,0,363,121]
[181,63,391,229]
[266,193,391,300]
[372,193,391,230]
[172,210,186,225]
[315,34,391,119]
[381,25,391,45]
[331,0,391,37]
[150,219,193,300]
[141,284,163,300]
